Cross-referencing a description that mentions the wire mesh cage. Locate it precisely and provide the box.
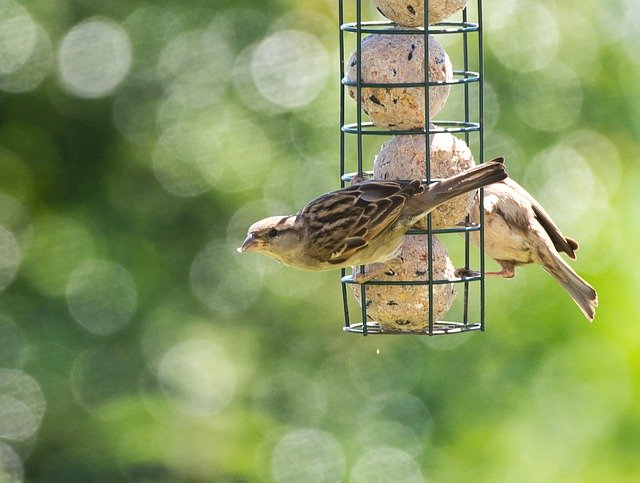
[339,0,486,336]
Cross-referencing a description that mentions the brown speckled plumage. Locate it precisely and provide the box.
[239,160,507,280]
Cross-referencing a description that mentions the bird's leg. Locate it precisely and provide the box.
[487,261,516,278]
[455,262,516,279]
[485,267,516,278]
[353,257,403,283]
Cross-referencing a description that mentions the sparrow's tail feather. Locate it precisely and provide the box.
[543,256,598,321]
[407,158,508,219]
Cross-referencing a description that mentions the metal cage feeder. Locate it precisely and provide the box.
[338,0,486,336]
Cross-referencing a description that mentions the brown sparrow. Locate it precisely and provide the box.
[238,159,507,280]
[465,177,598,321]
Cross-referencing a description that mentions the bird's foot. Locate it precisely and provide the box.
[353,258,403,283]
[352,271,373,283]
[455,268,480,278]
[454,267,516,278]
[487,267,516,278]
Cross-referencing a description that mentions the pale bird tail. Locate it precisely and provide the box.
[543,256,598,321]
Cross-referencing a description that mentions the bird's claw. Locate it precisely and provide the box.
[455,268,480,278]
[352,271,371,283]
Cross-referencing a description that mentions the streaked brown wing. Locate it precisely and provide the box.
[298,180,423,263]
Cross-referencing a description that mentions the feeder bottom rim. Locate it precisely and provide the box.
[343,320,482,335]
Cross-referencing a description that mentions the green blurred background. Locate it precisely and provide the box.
[0,0,639,481]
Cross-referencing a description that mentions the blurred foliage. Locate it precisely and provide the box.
[0,0,639,481]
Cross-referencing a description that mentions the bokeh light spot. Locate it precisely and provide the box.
[263,266,327,300]
[190,240,262,316]
[157,339,236,416]
[123,6,183,81]
[524,143,603,243]
[22,214,97,297]
[153,104,274,196]
[233,44,287,115]
[20,341,74,417]
[354,391,431,456]
[0,21,52,94]
[348,344,421,396]
[484,0,517,31]
[58,17,132,98]
[483,131,525,179]
[513,62,582,132]
[270,428,345,483]
[0,194,32,248]
[196,116,273,194]
[112,81,163,146]
[66,259,138,336]
[481,82,499,135]
[0,442,23,483]
[252,370,327,425]
[0,369,45,441]
[0,225,20,292]
[561,129,622,196]
[355,421,425,458]
[0,0,36,75]
[157,28,232,107]
[271,10,335,45]
[350,447,423,483]
[620,0,640,63]
[488,0,558,72]
[360,392,432,437]
[0,315,28,368]
[152,123,212,197]
[251,30,329,110]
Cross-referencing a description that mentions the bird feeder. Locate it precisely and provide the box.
[339,0,487,335]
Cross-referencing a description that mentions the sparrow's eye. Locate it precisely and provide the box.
[267,228,279,238]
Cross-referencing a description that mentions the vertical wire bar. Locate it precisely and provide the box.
[423,1,434,335]
[477,0,486,330]
[339,0,346,189]
[356,0,363,178]
[462,5,471,326]
[355,0,368,335]
[339,0,351,330]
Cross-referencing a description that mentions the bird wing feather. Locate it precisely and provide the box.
[530,204,579,259]
[298,180,422,264]
[501,179,579,259]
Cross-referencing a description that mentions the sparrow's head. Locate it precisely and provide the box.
[237,215,301,263]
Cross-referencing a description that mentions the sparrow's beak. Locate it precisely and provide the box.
[237,234,259,253]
